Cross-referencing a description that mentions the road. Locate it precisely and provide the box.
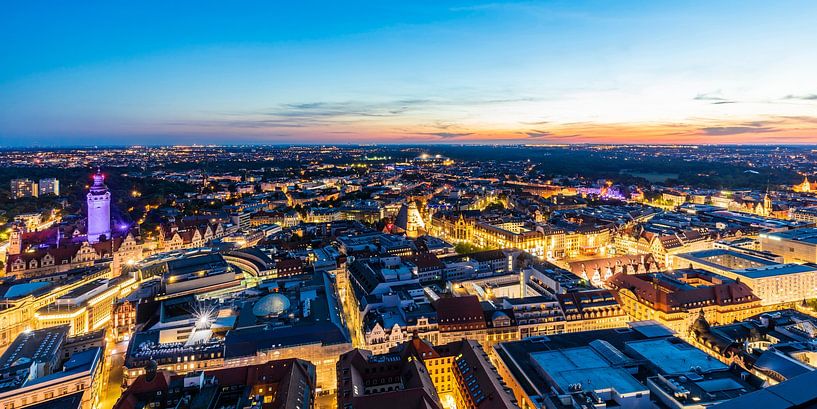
[99,341,128,409]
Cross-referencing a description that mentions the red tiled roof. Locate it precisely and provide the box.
[435,295,486,328]
[608,270,759,313]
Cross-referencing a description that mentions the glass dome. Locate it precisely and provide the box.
[252,293,291,317]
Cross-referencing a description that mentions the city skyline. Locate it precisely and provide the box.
[2,1,817,146]
[4,145,817,409]
[4,4,817,406]
[0,0,817,409]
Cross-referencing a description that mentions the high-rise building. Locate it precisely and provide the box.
[10,178,38,199]
[86,169,111,243]
[38,177,60,196]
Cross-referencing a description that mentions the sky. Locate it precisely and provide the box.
[1,1,817,146]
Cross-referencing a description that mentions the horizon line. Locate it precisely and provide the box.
[3,142,817,149]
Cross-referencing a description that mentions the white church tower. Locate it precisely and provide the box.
[87,168,111,243]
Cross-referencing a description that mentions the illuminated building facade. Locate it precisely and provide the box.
[13,212,43,232]
[249,210,299,227]
[112,298,137,342]
[760,228,817,263]
[471,221,546,256]
[38,177,60,196]
[429,211,475,245]
[568,254,662,286]
[5,170,143,278]
[672,249,817,306]
[615,228,713,268]
[607,269,764,336]
[10,178,38,199]
[392,200,427,238]
[156,219,225,253]
[304,207,342,223]
[86,170,111,244]
[34,274,137,336]
[555,290,631,333]
[0,266,114,349]
[0,327,104,409]
[791,206,817,224]
[793,175,813,193]
[360,286,629,355]
[430,211,610,260]
[662,190,688,206]
[6,230,142,279]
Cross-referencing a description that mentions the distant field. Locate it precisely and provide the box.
[621,170,679,183]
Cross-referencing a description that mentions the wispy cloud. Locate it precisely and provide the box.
[164,119,307,129]
[700,127,771,135]
[267,100,423,119]
[694,91,736,105]
[183,99,439,130]
[524,129,552,138]
[520,120,550,126]
[428,121,459,130]
[783,94,817,101]
[517,129,585,141]
[778,115,817,124]
[699,121,778,136]
[417,132,474,139]
[180,96,558,134]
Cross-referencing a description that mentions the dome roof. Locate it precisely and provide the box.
[252,293,291,318]
[692,309,711,334]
